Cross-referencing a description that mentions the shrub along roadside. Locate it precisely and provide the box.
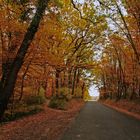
[2,104,43,123]
[48,85,86,110]
[48,96,67,110]
[1,92,46,123]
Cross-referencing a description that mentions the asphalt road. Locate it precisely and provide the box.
[61,102,140,140]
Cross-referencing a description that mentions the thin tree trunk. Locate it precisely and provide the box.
[19,60,32,101]
[68,68,72,94]
[72,68,77,95]
[55,69,60,95]
[81,82,85,98]
[75,69,80,88]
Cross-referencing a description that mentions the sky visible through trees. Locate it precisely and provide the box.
[89,85,99,96]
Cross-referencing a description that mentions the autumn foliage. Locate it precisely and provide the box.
[0,0,140,121]
[95,0,140,101]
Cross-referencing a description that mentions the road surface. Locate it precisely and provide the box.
[61,102,140,140]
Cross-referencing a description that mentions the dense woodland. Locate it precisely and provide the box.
[0,0,140,121]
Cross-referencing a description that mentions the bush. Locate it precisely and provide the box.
[65,94,73,101]
[1,86,46,123]
[3,104,43,122]
[74,87,82,98]
[59,87,69,95]
[59,87,72,101]
[25,95,46,105]
[48,96,67,110]
[24,87,46,105]
[39,86,45,96]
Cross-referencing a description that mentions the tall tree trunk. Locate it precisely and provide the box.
[63,71,67,87]
[55,69,60,95]
[68,68,72,93]
[72,68,77,95]
[130,58,137,100]
[75,69,80,88]
[0,0,49,120]
[81,82,85,98]
[102,72,107,99]
[19,60,32,101]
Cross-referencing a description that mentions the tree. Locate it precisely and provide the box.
[0,0,49,120]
